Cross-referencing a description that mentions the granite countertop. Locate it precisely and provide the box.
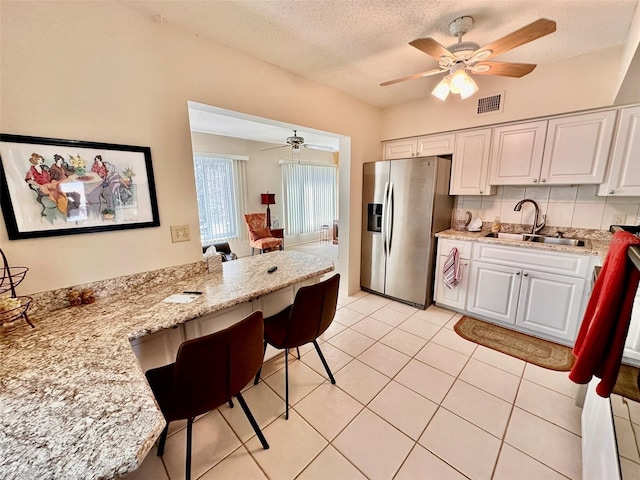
[0,250,334,480]
[436,228,611,260]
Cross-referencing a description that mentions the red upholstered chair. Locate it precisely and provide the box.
[145,311,269,480]
[254,274,340,419]
[243,213,283,254]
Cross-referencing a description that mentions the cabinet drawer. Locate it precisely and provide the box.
[472,243,591,277]
[438,238,472,259]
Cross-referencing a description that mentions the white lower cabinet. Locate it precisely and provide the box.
[623,285,640,366]
[515,269,585,340]
[442,240,593,343]
[467,262,521,324]
[434,238,472,310]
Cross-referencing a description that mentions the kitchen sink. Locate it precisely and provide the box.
[526,236,592,247]
[484,232,527,241]
[484,232,591,248]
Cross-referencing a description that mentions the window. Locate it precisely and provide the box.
[193,155,247,245]
[282,162,337,236]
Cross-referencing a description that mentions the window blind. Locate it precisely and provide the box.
[193,156,247,244]
[282,162,337,236]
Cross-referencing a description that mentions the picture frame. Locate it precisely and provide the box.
[0,134,160,240]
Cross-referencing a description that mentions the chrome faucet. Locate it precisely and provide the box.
[514,199,546,234]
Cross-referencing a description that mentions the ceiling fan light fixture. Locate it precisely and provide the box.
[459,75,479,99]
[448,65,478,99]
[431,75,451,101]
[449,64,468,93]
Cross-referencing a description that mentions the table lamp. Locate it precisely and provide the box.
[261,192,276,228]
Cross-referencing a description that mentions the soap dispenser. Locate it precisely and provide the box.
[491,216,502,233]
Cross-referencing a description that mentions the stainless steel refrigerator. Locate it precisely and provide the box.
[361,156,453,309]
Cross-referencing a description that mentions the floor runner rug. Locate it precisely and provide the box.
[454,316,640,401]
[454,315,575,371]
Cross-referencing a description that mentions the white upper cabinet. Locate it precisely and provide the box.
[598,105,640,196]
[542,110,616,184]
[450,128,496,195]
[489,121,547,185]
[416,133,456,157]
[489,112,616,186]
[383,133,455,160]
[383,138,417,159]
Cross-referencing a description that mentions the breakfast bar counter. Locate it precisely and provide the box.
[0,250,334,480]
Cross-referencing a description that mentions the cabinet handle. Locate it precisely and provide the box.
[609,190,615,194]
[515,271,521,276]
[533,178,538,183]
[479,190,483,194]
[524,272,529,277]
[541,178,546,183]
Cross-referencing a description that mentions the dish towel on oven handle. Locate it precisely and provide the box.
[443,247,461,289]
[569,231,640,397]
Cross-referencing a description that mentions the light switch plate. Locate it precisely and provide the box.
[171,225,191,243]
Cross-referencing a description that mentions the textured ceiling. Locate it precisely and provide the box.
[120,0,638,109]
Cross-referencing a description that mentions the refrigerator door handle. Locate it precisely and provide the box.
[387,182,394,255]
[382,182,389,257]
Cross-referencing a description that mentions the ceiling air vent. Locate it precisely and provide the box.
[477,92,504,116]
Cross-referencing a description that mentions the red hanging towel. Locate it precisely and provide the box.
[569,231,640,397]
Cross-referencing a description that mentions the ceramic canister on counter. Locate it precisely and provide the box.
[68,290,82,306]
[81,288,95,304]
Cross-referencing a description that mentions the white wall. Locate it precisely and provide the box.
[457,185,640,231]
[0,1,382,295]
[190,132,335,256]
[381,46,626,140]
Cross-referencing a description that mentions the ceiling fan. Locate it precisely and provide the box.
[381,17,556,100]
[260,130,335,152]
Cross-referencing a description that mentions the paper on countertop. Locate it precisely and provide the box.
[163,293,200,304]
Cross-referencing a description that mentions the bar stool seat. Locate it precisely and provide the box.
[145,311,269,480]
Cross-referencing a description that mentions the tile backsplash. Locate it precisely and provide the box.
[456,185,640,230]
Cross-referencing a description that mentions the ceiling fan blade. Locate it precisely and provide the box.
[259,144,289,152]
[409,38,456,63]
[472,19,556,62]
[470,61,537,78]
[303,144,335,152]
[380,68,445,87]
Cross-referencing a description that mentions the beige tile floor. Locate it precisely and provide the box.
[124,290,628,480]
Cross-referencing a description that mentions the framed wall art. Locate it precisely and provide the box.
[0,134,160,239]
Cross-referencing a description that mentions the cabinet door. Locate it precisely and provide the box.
[450,128,496,195]
[516,270,585,341]
[416,133,456,156]
[541,110,616,184]
[623,285,640,366]
[467,261,521,324]
[383,139,417,160]
[598,105,640,196]
[489,121,547,185]
[434,255,469,310]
